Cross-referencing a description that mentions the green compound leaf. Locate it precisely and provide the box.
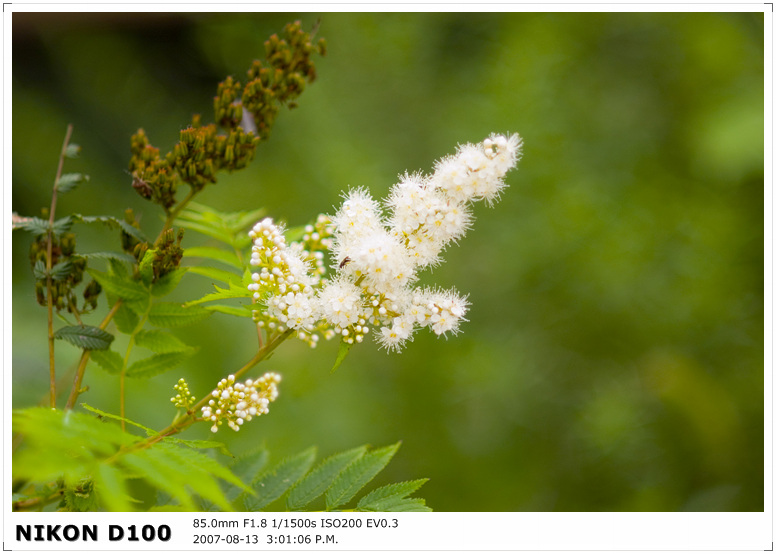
[51,216,75,236]
[112,301,139,335]
[241,447,317,511]
[138,249,156,284]
[64,143,81,159]
[203,304,254,318]
[96,464,133,512]
[151,268,188,297]
[32,260,47,280]
[331,339,353,373]
[56,172,89,194]
[162,438,232,457]
[126,350,195,379]
[50,260,74,281]
[326,442,401,510]
[178,202,264,250]
[184,281,253,307]
[89,349,124,374]
[12,407,245,512]
[356,479,429,511]
[54,325,114,351]
[80,251,137,265]
[87,268,150,302]
[224,446,270,502]
[120,443,237,511]
[70,214,147,243]
[186,265,243,285]
[287,445,367,510]
[184,247,243,271]
[134,329,191,353]
[13,216,50,236]
[148,302,212,328]
[80,403,156,436]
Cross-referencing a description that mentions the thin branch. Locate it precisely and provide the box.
[64,299,122,410]
[46,124,74,408]
[105,329,293,463]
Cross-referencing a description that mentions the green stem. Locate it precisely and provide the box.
[46,124,74,409]
[64,299,122,410]
[12,487,64,512]
[106,329,293,463]
[119,307,151,431]
[157,187,197,244]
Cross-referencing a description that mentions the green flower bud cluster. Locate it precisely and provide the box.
[149,228,185,281]
[241,20,327,139]
[129,21,325,211]
[170,378,196,410]
[129,130,178,210]
[29,230,87,313]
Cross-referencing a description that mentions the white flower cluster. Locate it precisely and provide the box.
[201,372,281,433]
[248,133,522,352]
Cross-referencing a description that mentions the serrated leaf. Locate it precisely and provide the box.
[225,447,270,502]
[326,443,401,510]
[288,445,367,510]
[32,260,47,280]
[54,325,114,350]
[242,447,317,511]
[163,438,232,457]
[56,172,89,194]
[87,268,149,301]
[331,339,353,373]
[81,251,136,265]
[12,407,138,484]
[120,450,196,510]
[151,268,187,297]
[203,304,254,317]
[187,265,242,285]
[138,248,156,284]
[148,302,212,328]
[184,247,243,270]
[126,350,194,379]
[356,479,428,510]
[64,143,81,158]
[360,497,431,512]
[184,281,253,307]
[89,349,124,374]
[134,329,190,353]
[50,260,73,281]
[112,301,139,335]
[80,403,155,435]
[175,219,233,244]
[70,214,147,243]
[132,442,239,511]
[13,215,50,236]
[51,216,74,236]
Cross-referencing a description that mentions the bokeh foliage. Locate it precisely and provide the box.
[12,12,763,511]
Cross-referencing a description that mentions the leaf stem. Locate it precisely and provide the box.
[64,299,122,410]
[46,124,74,409]
[106,329,293,462]
[12,487,64,512]
[157,187,197,244]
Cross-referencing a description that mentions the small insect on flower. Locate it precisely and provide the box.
[339,256,351,269]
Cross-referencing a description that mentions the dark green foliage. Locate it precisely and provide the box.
[221,442,430,512]
[53,325,114,350]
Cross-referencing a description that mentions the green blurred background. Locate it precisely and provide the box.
[12,12,764,511]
